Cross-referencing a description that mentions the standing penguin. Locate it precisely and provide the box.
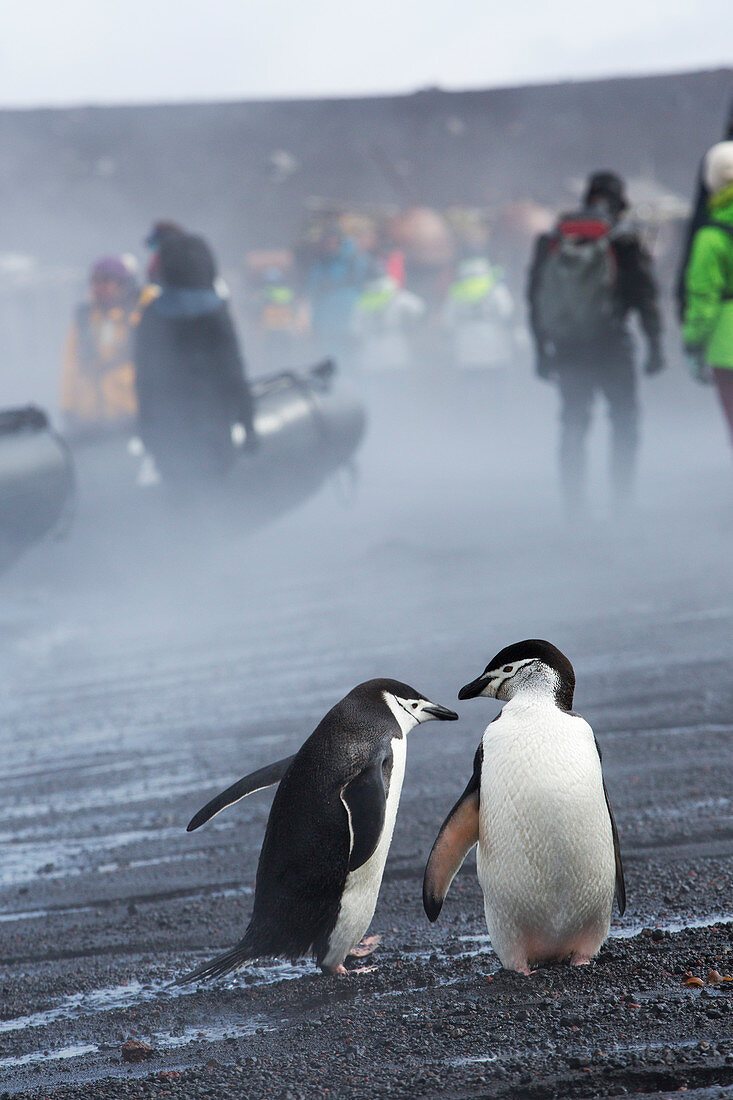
[180,678,457,981]
[423,640,624,974]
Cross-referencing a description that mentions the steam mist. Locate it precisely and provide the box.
[1,66,730,856]
[1,65,730,849]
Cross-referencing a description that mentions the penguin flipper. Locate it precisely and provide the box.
[423,744,482,922]
[186,754,296,832]
[594,737,626,915]
[603,778,626,915]
[341,755,388,871]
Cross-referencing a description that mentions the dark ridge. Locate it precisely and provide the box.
[0,67,730,267]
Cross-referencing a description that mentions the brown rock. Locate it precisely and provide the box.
[121,1039,154,1063]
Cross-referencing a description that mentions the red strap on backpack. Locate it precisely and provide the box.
[557,217,610,241]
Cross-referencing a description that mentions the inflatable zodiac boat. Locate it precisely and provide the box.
[61,360,366,552]
[0,406,75,574]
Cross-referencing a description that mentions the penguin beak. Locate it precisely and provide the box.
[458,675,490,700]
[422,703,459,721]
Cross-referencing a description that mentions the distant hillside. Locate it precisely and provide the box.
[0,68,731,269]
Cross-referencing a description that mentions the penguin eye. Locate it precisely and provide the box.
[503,665,513,673]
[411,702,419,709]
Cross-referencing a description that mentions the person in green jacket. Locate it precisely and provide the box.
[683,141,733,450]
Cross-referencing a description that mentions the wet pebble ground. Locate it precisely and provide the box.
[1,374,732,1098]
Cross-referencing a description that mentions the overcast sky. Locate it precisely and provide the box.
[1,0,731,108]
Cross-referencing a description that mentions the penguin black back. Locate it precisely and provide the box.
[246,679,424,959]
[179,677,458,981]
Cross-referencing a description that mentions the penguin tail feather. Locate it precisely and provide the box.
[176,941,256,985]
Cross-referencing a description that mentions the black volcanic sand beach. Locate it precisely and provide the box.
[1,370,732,1099]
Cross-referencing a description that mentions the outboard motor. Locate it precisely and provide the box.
[0,406,75,574]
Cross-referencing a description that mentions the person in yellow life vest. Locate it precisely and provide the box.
[61,256,140,435]
[442,257,515,370]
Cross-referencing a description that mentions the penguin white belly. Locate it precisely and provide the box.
[477,705,615,971]
[322,735,406,970]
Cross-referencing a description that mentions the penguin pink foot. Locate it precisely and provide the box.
[325,963,377,976]
[347,934,382,960]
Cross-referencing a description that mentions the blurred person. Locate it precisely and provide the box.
[528,171,664,518]
[144,220,231,308]
[351,266,425,372]
[305,225,369,369]
[675,98,733,321]
[372,218,406,287]
[682,141,733,452]
[442,257,515,370]
[254,266,305,372]
[144,219,185,286]
[61,255,140,435]
[390,207,455,314]
[134,233,256,488]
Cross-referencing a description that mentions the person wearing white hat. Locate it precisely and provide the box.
[682,141,733,452]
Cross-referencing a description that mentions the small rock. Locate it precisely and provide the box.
[121,1039,154,1063]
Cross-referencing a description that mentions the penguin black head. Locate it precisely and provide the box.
[458,640,575,712]
[347,678,459,734]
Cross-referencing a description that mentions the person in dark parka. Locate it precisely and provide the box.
[134,234,256,486]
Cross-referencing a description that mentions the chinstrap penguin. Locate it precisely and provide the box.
[423,640,625,974]
[179,678,458,982]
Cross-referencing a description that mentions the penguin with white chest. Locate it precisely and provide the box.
[179,678,458,981]
[423,640,625,974]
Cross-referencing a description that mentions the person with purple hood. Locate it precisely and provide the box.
[61,255,140,435]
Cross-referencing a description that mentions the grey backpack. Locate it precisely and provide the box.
[534,213,617,346]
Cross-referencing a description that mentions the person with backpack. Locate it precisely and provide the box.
[682,142,733,452]
[528,171,664,518]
